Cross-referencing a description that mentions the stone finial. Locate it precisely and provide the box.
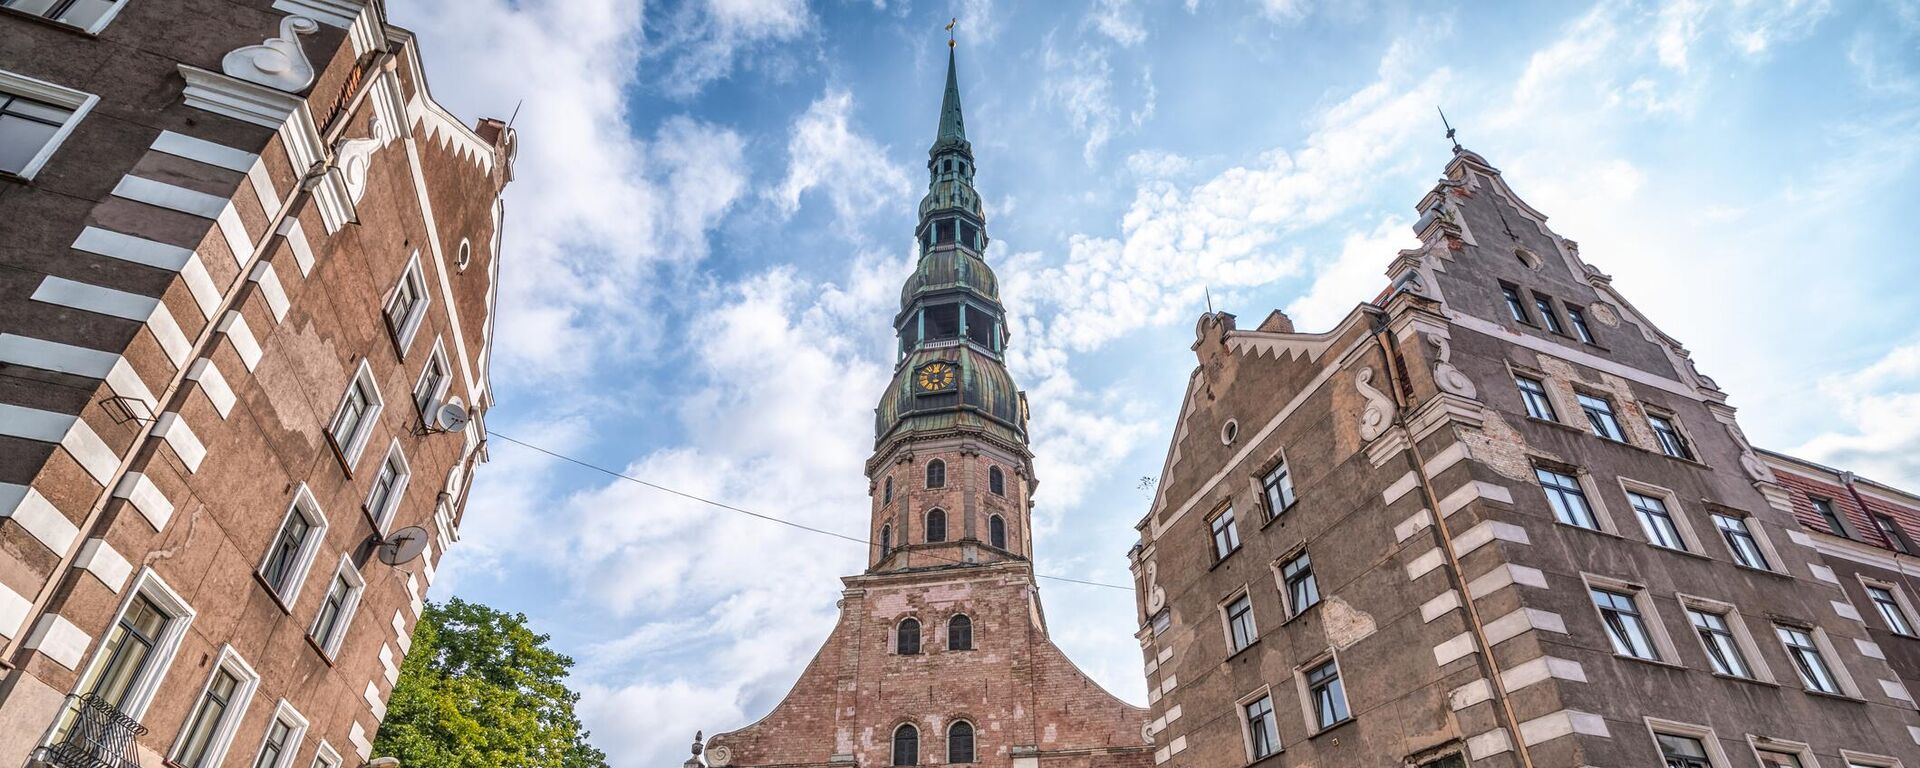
[222,15,321,93]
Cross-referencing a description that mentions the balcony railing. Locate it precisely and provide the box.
[38,694,146,768]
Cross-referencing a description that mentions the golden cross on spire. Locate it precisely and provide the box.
[946,17,957,48]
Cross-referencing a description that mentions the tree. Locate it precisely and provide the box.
[373,598,610,768]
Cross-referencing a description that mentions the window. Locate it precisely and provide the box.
[988,515,1006,549]
[1592,587,1659,660]
[1812,497,1849,537]
[1501,283,1531,324]
[1713,514,1770,570]
[259,487,327,605]
[1534,293,1565,334]
[382,255,430,352]
[926,509,946,543]
[1210,507,1241,561]
[1657,733,1713,768]
[1261,460,1296,518]
[63,572,194,738]
[364,443,410,533]
[1686,607,1753,678]
[327,362,383,468]
[1280,553,1319,616]
[947,721,974,763]
[924,304,960,339]
[1841,751,1901,768]
[1149,609,1171,636]
[1304,658,1350,730]
[413,343,450,416]
[892,724,919,766]
[1577,393,1625,441]
[880,524,892,557]
[1537,468,1600,530]
[1758,750,1807,768]
[1866,584,1915,636]
[1776,625,1842,695]
[2,0,128,30]
[1243,694,1280,760]
[171,649,257,768]
[1224,593,1256,653]
[897,618,921,655]
[964,305,995,348]
[988,466,1005,496]
[252,703,307,768]
[1567,305,1596,344]
[926,459,946,489]
[1628,491,1688,551]
[0,72,96,178]
[1516,375,1557,421]
[1873,514,1912,554]
[948,614,973,651]
[309,743,341,768]
[883,476,893,504]
[308,559,365,657]
[1648,414,1693,460]
[455,239,472,271]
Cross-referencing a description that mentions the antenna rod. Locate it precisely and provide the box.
[1437,106,1461,152]
[506,98,525,131]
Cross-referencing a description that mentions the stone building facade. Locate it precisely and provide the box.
[1131,146,1920,767]
[703,47,1151,768]
[0,1,510,766]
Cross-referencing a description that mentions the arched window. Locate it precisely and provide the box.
[988,466,1005,496]
[948,614,973,651]
[989,515,1007,550]
[926,509,947,543]
[947,721,975,763]
[893,724,919,766]
[880,524,892,557]
[897,618,921,655]
[927,459,946,489]
[883,476,894,504]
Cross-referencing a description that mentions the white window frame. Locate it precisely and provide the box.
[1514,372,1558,422]
[252,700,310,768]
[1839,749,1904,768]
[1220,587,1258,654]
[1293,648,1352,735]
[64,569,195,723]
[412,338,452,418]
[1645,408,1696,461]
[363,439,411,534]
[0,70,98,179]
[1747,736,1821,768]
[1273,548,1319,619]
[1645,718,1734,768]
[1774,622,1862,698]
[169,645,260,768]
[1858,576,1920,638]
[1235,686,1282,762]
[309,741,343,768]
[308,556,366,659]
[1535,463,1620,534]
[257,484,329,612]
[382,252,431,354]
[327,360,384,470]
[1255,449,1297,521]
[1676,593,1775,684]
[1575,389,1627,442]
[1582,573,1682,664]
[1618,479,1705,554]
[1709,508,1783,573]
[0,0,132,33]
[1208,504,1241,561]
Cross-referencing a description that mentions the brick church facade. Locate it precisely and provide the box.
[1131,145,1920,766]
[0,1,508,766]
[702,46,1152,768]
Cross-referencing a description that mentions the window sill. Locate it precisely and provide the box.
[1307,717,1356,740]
[1280,604,1320,628]
[0,170,28,186]
[253,572,297,615]
[1259,502,1299,531]
[305,634,339,666]
[1226,638,1262,661]
[1612,653,1686,671]
[1209,548,1243,572]
[1708,672,1779,688]
[1553,521,1626,540]
[0,7,100,37]
[1801,688,1866,704]
[1733,563,1791,580]
[1650,545,1713,562]
[1243,751,1285,768]
[1524,416,1586,434]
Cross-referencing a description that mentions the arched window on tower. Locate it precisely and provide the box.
[926,509,947,542]
[897,618,921,655]
[884,476,894,504]
[893,724,920,766]
[988,466,1005,496]
[989,515,1007,550]
[927,459,946,488]
[947,721,975,763]
[880,524,892,557]
[948,614,973,651]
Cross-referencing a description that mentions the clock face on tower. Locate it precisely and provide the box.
[915,361,958,392]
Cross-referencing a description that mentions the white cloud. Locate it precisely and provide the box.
[1256,0,1312,23]
[1655,0,1709,71]
[1090,0,1150,46]
[1125,149,1194,178]
[1285,217,1415,330]
[1725,0,1832,56]
[1042,40,1126,163]
[1797,342,1920,491]
[774,90,916,229]
[650,0,814,97]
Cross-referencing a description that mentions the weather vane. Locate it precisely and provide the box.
[947,17,957,48]
[1437,106,1461,152]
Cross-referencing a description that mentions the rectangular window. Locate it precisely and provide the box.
[258,489,327,605]
[1686,607,1752,678]
[310,744,342,768]
[1757,752,1806,768]
[1873,514,1912,554]
[1534,293,1565,334]
[1262,461,1297,518]
[382,256,431,353]
[413,344,450,416]
[1592,587,1659,660]
[0,72,95,179]
[1866,585,1915,636]
[0,0,126,31]
[1516,375,1557,421]
[363,444,410,533]
[254,716,295,768]
[1537,468,1599,530]
[1501,283,1531,324]
[1243,694,1280,760]
[1776,625,1841,694]
[1577,393,1625,441]
[1656,733,1713,768]
[1712,514,1770,570]
[1305,659,1349,730]
[327,364,384,468]
[1648,414,1694,460]
[309,560,365,657]
[1225,594,1256,653]
[1210,507,1241,561]
[82,595,167,711]
[924,304,961,339]
[1629,491,1688,551]
[1566,305,1596,344]
[171,651,256,768]
[1281,553,1319,617]
[1812,497,1849,537]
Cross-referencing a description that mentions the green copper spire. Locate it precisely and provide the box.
[932,47,969,155]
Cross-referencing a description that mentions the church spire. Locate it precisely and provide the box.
[933,45,969,155]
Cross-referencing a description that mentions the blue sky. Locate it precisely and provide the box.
[391,0,1920,764]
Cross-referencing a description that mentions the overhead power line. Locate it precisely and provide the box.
[486,431,1135,592]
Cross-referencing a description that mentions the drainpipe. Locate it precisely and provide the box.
[1373,327,1538,768]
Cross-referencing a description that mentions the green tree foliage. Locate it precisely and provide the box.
[372,598,609,768]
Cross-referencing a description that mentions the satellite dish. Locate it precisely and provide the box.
[432,398,470,433]
[377,526,430,566]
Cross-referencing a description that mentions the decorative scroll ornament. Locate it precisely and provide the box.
[221,16,321,93]
[1724,420,1775,483]
[1141,720,1156,745]
[1143,561,1166,614]
[1428,335,1477,399]
[334,118,387,204]
[1356,367,1396,442]
[707,744,732,767]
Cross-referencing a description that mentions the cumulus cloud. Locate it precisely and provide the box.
[1285,217,1415,330]
[774,89,916,229]
[1796,343,1920,490]
[649,0,814,97]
